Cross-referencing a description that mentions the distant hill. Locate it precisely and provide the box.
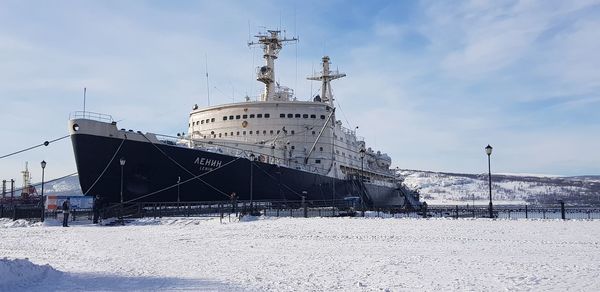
[44,175,82,197]
[41,172,600,206]
[398,169,600,206]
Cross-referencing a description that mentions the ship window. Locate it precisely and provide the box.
[287,114,293,118]
[223,116,227,121]
[303,114,308,118]
[225,133,228,136]
[243,131,246,135]
[250,114,255,118]
[236,115,241,120]
[310,114,316,119]
[291,146,295,150]
[280,113,285,118]
[230,132,233,136]
[336,150,340,154]
[277,130,280,134]
[263,130,267,134]
[291,130,295,135]
[211,131,215,134]
[243,114,248,119]
[229,115,234,120]
[320,115,326,119]
[270,130,274,134]
[211,118,215,122]
[312,131,316,135]
[315,159,321,164]
[206,119,210,123]
[257,114,263,118]
[218,133,222,138]
[237,131,240,136]
[249,131,253,134]
[295,114,301,118]
[201,120,204,124]
[265,113,270,118]
[319,147,323,151]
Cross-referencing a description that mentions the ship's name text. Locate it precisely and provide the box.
[193,157,223,168]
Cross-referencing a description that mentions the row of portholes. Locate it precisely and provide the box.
[206,129,318,138]
[222,113,270,121]
[279,113,326,119]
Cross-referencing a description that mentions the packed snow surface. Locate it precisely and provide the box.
[1,217,599,291]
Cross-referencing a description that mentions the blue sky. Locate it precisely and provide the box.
[1,0,599,187]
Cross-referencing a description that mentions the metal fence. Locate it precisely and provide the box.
[3,200,600,222]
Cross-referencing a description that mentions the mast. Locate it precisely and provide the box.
[248,30,297,101]
[21,162,31,196]
[307,56,346,105]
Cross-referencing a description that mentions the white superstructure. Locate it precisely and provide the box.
[186,30,395,186]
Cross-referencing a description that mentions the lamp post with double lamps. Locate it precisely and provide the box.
[485,145,494,218]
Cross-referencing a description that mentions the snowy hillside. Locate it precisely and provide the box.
[44,175,82,196]
[399,169,600,206]
[42,172,600,206]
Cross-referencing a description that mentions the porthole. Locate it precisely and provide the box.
[242,121,248,128]
[72,124,80,131]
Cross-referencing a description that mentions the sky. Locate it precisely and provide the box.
[1,0,599,187]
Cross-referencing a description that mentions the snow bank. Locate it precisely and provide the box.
[0,218,41,228]
[1,217,599,291]
[0,258,61,291]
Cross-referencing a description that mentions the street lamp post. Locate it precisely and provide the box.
[177,176,181,203]
[485,145,493,218]
[40,160,46,197]
[119,158,126,204]
[40,160,46,222]
[359,148,366,182]
[249,154,255,209]
[359,148,366,216]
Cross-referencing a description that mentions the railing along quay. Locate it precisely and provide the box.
[3,200,600,221]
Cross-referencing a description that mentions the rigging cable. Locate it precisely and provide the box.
[83,136,127,195]
[123,155,244,204]
[0,135,69,160]
[140,133,235,200]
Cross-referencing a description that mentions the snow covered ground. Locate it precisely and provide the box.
[1,216,599,291]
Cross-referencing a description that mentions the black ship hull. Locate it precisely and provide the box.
[72,133,406,207]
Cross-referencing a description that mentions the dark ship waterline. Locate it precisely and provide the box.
[69,30,421,208]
